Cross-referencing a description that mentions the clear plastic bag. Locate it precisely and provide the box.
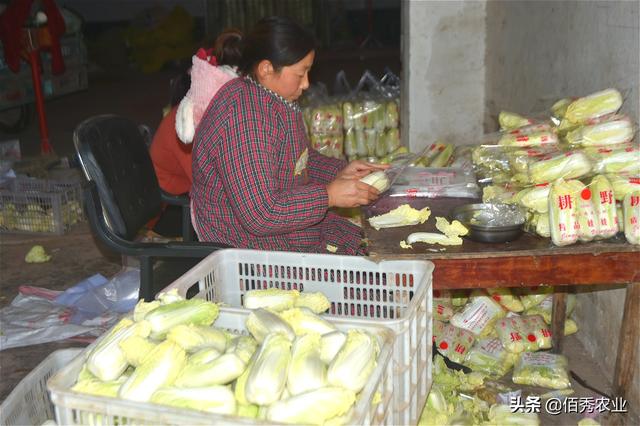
[434,322,476,363]
[512,352,571,389]
[464,337,517,377]
[450,291,506,336]
[387,167,480,199]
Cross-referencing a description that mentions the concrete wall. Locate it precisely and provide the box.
[484,1,640,418]
[401,1,486,152]
[485,0,639,129]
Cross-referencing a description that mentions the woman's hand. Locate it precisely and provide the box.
[326,177,381,208]
[336,160,389,180]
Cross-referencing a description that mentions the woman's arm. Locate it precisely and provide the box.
[307,148,347,184]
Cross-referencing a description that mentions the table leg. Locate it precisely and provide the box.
[551,289,567,354]
[611,282,640,425]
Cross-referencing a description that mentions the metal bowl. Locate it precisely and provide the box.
[451,203,526,243]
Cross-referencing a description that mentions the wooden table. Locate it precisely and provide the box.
[363,196,640,422]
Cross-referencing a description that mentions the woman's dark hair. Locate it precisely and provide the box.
[239,16,316,76]
[169,28,244,106]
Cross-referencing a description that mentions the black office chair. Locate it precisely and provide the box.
[74,114,229,301]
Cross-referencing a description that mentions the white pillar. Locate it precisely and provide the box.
[401,0,487,152]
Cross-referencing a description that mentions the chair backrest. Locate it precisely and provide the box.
[74,114,162,240]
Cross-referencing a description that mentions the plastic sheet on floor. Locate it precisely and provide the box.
[0,268,139,350]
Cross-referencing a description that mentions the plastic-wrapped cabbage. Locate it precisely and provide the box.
[495,316,528,353]
[513,185,550,214]
[551,97,573,120]
[590,175,619,238]
[310,105,343,135]
[450,291,506,336]
[344,128,357,158]
[518,286,553,310]
[482,184,522,204]
[563,88,623,125]
[430,144,454,168]
[586,144,639,176]
[499,111,533,131]
[535,213,551,238]
[524,293,577,324]
[548,178,579,246]
[608,174,640,201]
[522,315,552,350]
[486,288,524,312]
[623,191,640,244]
[512,352,571,389]
[434,323,476,363]
[386,101,399,128]
[530,152,592,185]
[463,338,517,378]
[507,145,560,175]
[499,130,558,148]
[565,116,634,147]
[365,128,379,157]
[566,180,599,242]
[451,290,469,307]
[433,290,455,322]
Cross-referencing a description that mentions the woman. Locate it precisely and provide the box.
[191,17,387,255]
[150,29,243,196]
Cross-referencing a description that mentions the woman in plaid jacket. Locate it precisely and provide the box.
[191,16,387,255]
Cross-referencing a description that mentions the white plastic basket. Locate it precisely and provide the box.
[162,248,434,426]
[0,348,83,426]
[48,310,395,426]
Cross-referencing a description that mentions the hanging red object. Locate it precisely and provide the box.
[0,0,67,154]
[27,43,53,154]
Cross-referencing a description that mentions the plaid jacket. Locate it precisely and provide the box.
[191,77,365,255]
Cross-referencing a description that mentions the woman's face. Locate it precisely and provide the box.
[258,50,315,102]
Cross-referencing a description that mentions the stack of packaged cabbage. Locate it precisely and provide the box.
[303,97,402,161]
[420,286,579,426]
[475,88,639,246]
[70,289,381,425]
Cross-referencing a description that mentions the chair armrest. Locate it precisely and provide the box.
[161,190,190,206]
[84,181,230,258]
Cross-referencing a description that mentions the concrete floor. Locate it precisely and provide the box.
[0,55,624,425]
